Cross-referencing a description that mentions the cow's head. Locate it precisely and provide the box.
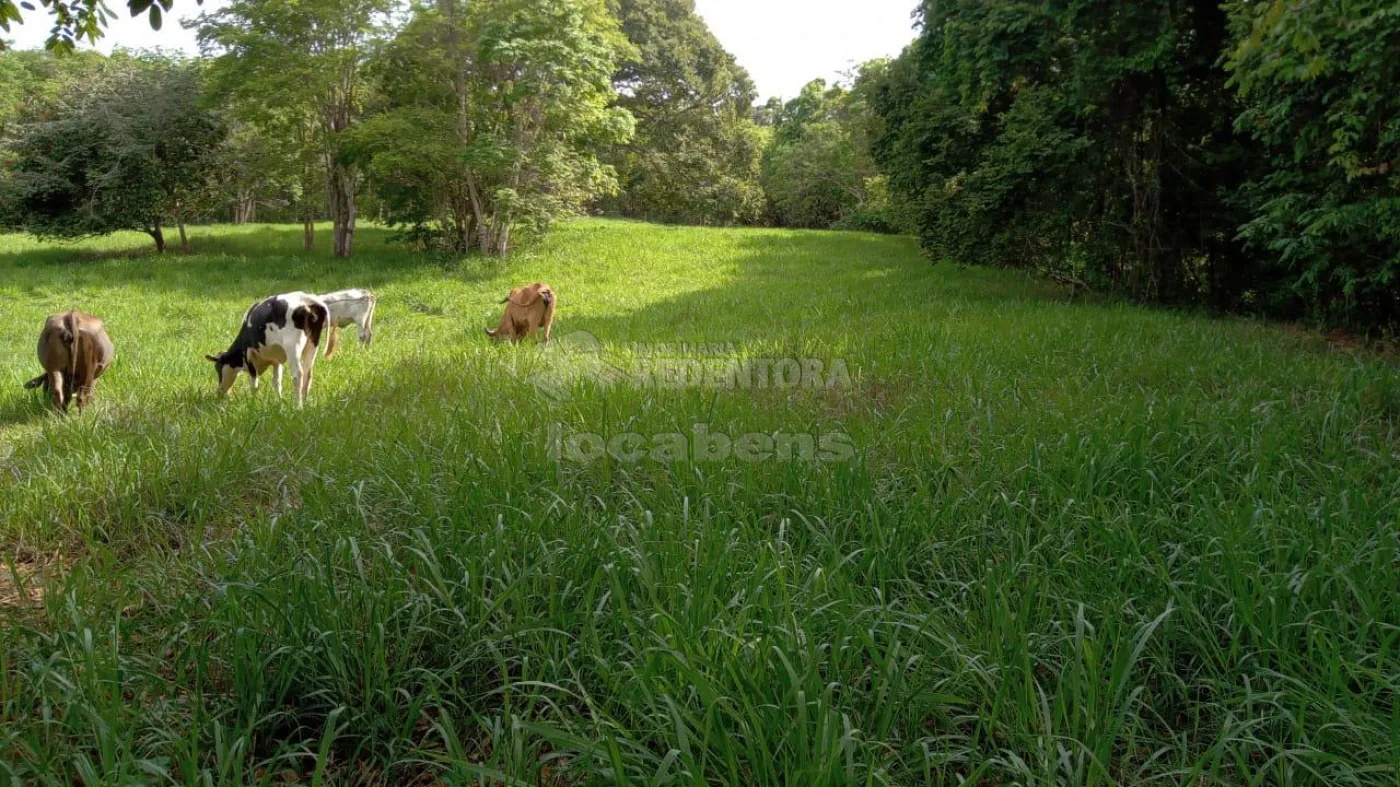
[205,351,244,396]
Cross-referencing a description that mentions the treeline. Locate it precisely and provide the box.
[8,0,1386,330]
[870,0,1400,330]
[0,0,900,260]
[1,0,638,258]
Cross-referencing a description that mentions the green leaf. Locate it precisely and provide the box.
[148,4,161,31]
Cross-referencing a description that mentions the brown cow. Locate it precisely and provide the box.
[23,311,115,412]
[486,282,556,343]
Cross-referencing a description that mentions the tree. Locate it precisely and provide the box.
[197,0,390,258]
[602,0,765,226]
[199,117,308,225]
[760,65,906,232]
[872,0,1252,303]
[1225,0,1400,328]
[347,0,634,255]
[0,57,224,252]
[0,48,108,133]
[761,80,858,228]
[0,1,202,52]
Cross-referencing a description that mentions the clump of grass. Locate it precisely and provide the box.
[1,221,1398,784]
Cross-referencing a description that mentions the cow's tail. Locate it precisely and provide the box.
[64,312,80,393]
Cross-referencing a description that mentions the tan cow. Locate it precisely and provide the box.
[486,282,556,343]
[23,311,115,412]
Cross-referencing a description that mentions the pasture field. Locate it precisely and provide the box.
[1,220,1398,785]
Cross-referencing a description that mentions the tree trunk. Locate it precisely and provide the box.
[234,191,256,223]
[494,221,510,256]
[301,166,317,251]
[443,0,477,254]
[322,63,359,259]
[450,190,474,253]
[149,224,166,254]
[175,200,190,254]
[329,162,356,258]
[465,171,489,252]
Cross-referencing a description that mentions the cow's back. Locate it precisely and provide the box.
[78,316,115,382]
[36,314,73,372]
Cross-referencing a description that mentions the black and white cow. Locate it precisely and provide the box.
[206,291,330,407]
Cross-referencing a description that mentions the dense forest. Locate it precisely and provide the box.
[874,0,1400,330]
[2,0,1399,330]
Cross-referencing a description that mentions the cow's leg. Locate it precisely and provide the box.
[325,325,339,359]
[300,341,317,400]
[273,364,284,400]
[47,370,65,411]
[360,299,375,345]
[287,354,303,408]
[249,367,260,396]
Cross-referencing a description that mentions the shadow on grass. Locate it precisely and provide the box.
[0,386,50,429]
[0,224,489,301]
[566,229,1066,349]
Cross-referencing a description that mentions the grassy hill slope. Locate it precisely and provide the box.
[1,220,1397,784]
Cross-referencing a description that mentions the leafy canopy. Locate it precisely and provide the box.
[603,0,765,225]
[0,57,224,248]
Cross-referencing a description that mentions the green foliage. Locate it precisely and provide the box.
[200,118,308,223]
[2,220,1399,783]
[349,0,634,255]
[0,48,108,133]
[1225,0,1400,327]
[0,57,223,251]
[603,0,765,225]
[197,0,392,257]
[874,0,1400,330]
[875,1,1251,302]
[762,65,909,233]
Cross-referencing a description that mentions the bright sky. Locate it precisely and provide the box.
[2,0,222,55]
[3,0,922,100]
[694,0,920,99]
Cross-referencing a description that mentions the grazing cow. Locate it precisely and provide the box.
[23,311,114,412]
[318,288,377,359]
[486,282,556,344]
[206,291,329,407]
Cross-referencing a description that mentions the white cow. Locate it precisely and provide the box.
[317,288,377,359]
[206,291,330,407]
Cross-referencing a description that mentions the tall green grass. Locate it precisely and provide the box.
[1,220,1397,784]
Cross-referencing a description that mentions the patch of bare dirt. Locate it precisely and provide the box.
[1279,323,1399,359]
[0,556,61,611]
